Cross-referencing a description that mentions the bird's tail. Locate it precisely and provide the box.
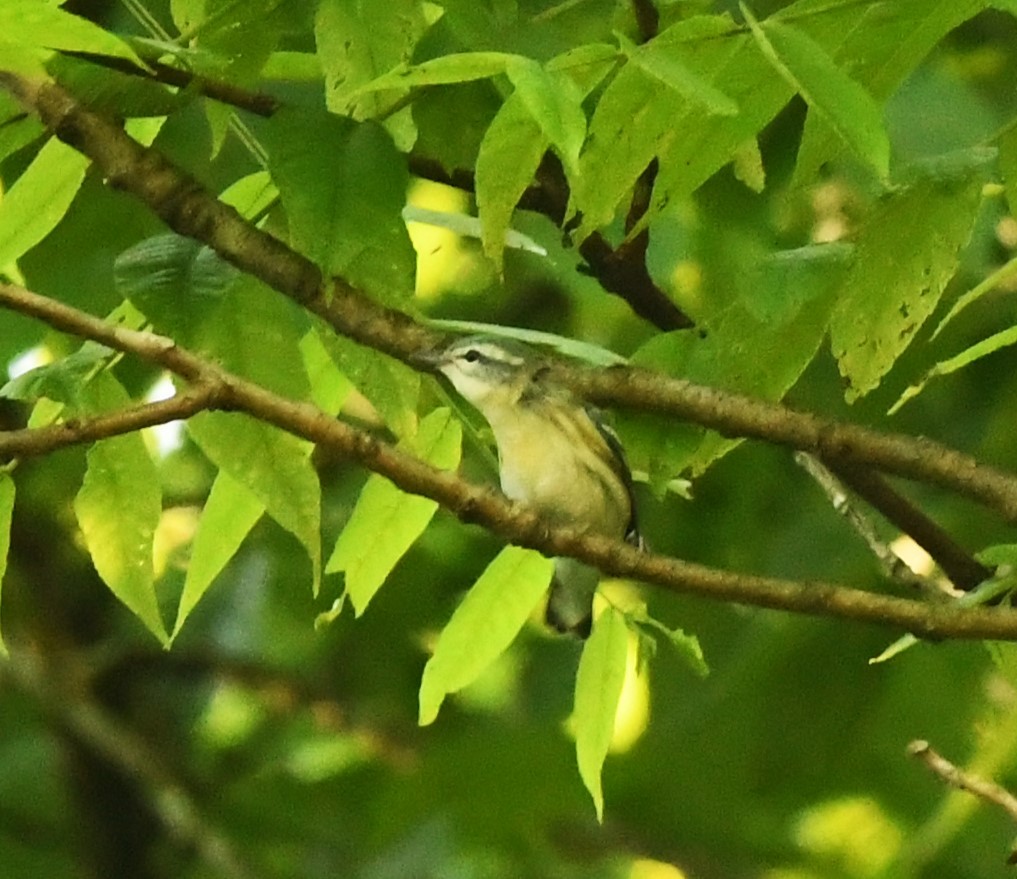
[545,557,599,639]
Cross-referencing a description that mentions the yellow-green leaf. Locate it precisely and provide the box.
[419,547,554,726]
[173,470,265,638]
[74,375,166,643]
[188,412,322,594]
[0,137,88,270]
[328,408,462,614]
[574,605,628,821]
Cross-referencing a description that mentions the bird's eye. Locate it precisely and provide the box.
[462,349,482,364]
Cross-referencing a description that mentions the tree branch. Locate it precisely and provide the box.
[0,384,217,461]
[3,74,1017,523]
[4,281,1017,641]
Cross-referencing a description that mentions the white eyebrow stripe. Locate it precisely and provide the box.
[453,342,525,366]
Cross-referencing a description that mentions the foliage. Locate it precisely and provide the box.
[1,1,1017,877]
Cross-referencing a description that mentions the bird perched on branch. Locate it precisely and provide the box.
[415,335,642,638]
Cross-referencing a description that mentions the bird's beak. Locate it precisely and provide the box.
[409,347,446,371]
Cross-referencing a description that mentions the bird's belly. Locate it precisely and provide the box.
[499,446,627,538]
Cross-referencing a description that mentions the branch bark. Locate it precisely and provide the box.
[3,74,1017,525]
[4,281,1017,641]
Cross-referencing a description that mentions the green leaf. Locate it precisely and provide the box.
[419,547,554,726]
[0,0,141,64]
[0,42,50,80]
[574,605,629,822]
[546,43,619,94]
[350,51,517,95]
[476,93,549,273]
[187,412,322,594]
[0,472,13,658]
[0,137,88,270]
[327,409,462,615]
[262,107,415,305]
[998,123,1017,224]
[742,5,889,180]
[0,93,44,165]
[629,608,708,677]
[315,0,427,146]
[931,255,1017,341]
[300,329,353,417]
[574,13,788,242]
[74,374,166,643]
[318,331,420,437]
[173,469,265,638]
[891,324,1017,415]
[830,151,991,401]
[622,32,738,116]
[504,57,586,178]
[0,344,113,408]
[622,243,848,486]
[791,0,986,186]
[114,233,240,340]
[47,53,182,118]
[116,237,308,401]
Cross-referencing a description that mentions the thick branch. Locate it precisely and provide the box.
[4,283,1017,641]
[4,76,1017,523]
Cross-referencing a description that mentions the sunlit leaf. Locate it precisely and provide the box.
[74,374,166,643]
[574,605,629,822]
[173,469,265,638]
[349,51,516,94]
[574,13,787,242]
[419,547,554,726]
[0,137,88,270]
[0,472,13,657]
[0,0,141,64]
[318,331,419,437]
[187,412,322,594]
[622,32,738,116]
[328,408,462,615]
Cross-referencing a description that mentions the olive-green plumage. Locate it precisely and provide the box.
[418,335,641,637]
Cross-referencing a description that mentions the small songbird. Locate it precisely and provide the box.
[415,335,642,638]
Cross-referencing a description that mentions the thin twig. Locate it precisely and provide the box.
[908,739,1017,864]
[826,462,992,591]
[4,283,1017,641]
[796,453,940,595]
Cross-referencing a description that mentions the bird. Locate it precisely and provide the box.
[415,334,642,637]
